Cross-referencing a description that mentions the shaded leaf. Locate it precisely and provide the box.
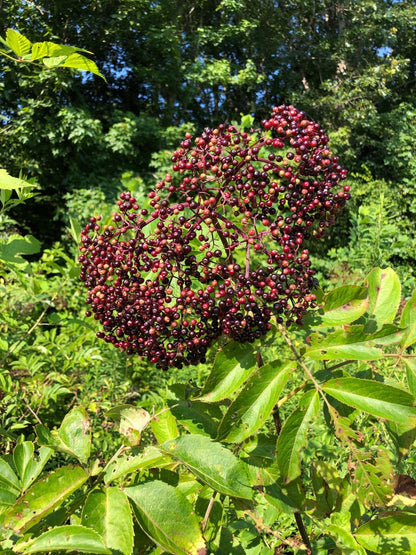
[199,342,256,402]
[36,407,91,463]
[13,443,51,491]
[81,488,133,555]
[276,391,320,482]
[323,377,416,423]
[0,458,20,494]
[104,446,171,485]
[404,357,416,397]
[126,480,205,555]
[217,361,294,443]
[320,285,369,325]
[160,434,252,499]
[17,525,111,554]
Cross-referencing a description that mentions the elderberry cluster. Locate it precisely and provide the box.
[79,105,349,369]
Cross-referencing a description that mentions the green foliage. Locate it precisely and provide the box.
[1,267,416,554]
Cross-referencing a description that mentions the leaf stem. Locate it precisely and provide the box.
[294,512,312,553]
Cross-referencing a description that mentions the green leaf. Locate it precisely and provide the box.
[0,486,17,507]
[355,513,416,554]
[160,435,252,499]
[404,357,416,397]
[3,465,88,533]
[17,525,111,554]
[217,361,294,443]
[104,446,171,485]
[0,458,20,495]
[107,405,151,446]
[13,443,51,491]
[36,407,91,464]
[323,377,416,423]
[0,235,41,267]
[400,289,416,348]
[326,523,366,555]
[320,285,369,325]
[276,390,320,482]
[199,341,256,402]
[81,488,133,555]
[151,409,179,444]
[31,41,91,61]
[68,216,82,245]
[0,168,34,190]
[5,29,31,57]
[264,482,300,513]
[365,267,401,331]
[126,481,205,555]
[47,52,105,79]
[306,324,404,360]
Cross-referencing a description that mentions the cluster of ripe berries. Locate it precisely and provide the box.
[79,106,349,369]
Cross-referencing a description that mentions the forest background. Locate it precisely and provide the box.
[1,1,416,553]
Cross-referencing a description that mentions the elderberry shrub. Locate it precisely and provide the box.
[79,105,349,369]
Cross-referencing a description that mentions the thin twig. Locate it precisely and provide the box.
[201,491,217,532]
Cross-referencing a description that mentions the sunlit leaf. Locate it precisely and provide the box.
[17,525,111,554]
[355,513,416,554]
[323,377,416,423]
[126,481,205,555]
[199,342,256,402]
[217,361,294,442]
[276,390,320,482]
[160,434,252,499]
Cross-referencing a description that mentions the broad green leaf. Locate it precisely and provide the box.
[199,341,256,402]
[36,407,91,463]
[81,488,133,555]
[400,289,416,348]
[13,443,51,491]
[6,29,31,57]
[353,448,394,506]
[126,481,205,555]
[404,357,416,397]
[31,41,90,61]
[168,384,223,437]
[160,435,252,499]
[104,446,171,484]
[17,525,111,554]
[365,267,401,331]
[306,324,404,360]
[107,405,151,446]
[3,465,88,533]
[0,458,20,494]
[326,524,366,555]
[217,361,294,442]
[0,235,41,267]
[323,378,416,423]
[0,486,17,507]
[0,168,34,190]
[264,482,299,513]
[320,285,369,325]
[355,513,416,554]
[276,391,320,482]
[151,409,179,444]
[52,52,105,79]
[310,460,341,516]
